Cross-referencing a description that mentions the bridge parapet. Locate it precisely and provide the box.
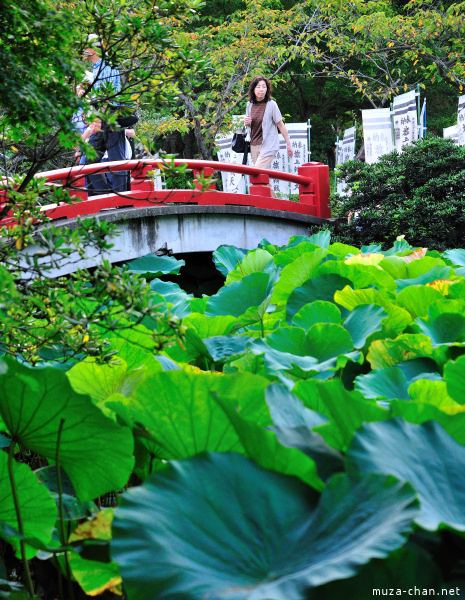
[1,160,330,226]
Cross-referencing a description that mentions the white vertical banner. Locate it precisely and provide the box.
[457,96,465,147]
[286,123,309,194]
[336,126,356,196]
[444,125,459,145]
[269,141,289,197]
[215,131,246,194]
[392,90,418,152]
[362,108,394,164]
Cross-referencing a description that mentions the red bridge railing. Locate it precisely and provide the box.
[1,159,331,225]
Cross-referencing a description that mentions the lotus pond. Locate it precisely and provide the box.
[2,232,465,598]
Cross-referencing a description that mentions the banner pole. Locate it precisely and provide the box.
[307,119,311,162]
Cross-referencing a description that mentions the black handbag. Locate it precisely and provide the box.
[108,105,139,128]
[231,130,247,153]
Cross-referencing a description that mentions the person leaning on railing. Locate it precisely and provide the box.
[244,76,293,198]
[82,34,128,195]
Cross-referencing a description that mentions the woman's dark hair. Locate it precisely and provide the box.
[248,76,272,103]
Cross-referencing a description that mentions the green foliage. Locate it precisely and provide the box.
[3,234,465,597]
[327,136,465,251]
[112,453,418,599]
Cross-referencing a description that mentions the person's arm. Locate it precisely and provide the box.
[277,121,293,158]
[74,121,100,163]
[244,101,251,126]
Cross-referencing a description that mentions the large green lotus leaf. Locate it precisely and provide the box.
[164,328,213,366]
[293,379,389,451]
[380,255,444,280]
[266,326,310,356]
[251,325,359,380]
[271,247,328,305]
[408,379,464,414]
[444,248,465,267]
[266,384,344,482]
[366,334,445,370]
[217,400,324,490]
[327,242,361,259]
[150,280,193,318]
[112,452,418,600]
[225,249,274,284]
[106,338,162,372]
[189,296,208,314]
[257,237,279,254]
[378,304,413,339]
[128,371,270,459]
[212,245,248,276]
[444,355,465,405]
[126,254,185,278]
[444,278,465,300]
[283,231,331,250]
[0,358,134,502]
[395,264,454,292]
[153,355,182,371]
[240,309,284,337]
[100,321,164,353]
[343,304,387,349]
[183,313,236,338]
[383,237,413,256]
[67,553,121,596]
[68,509,122,595]
[205,272,273,320]
[354,365,442,401]
[306,229,332,248]
[203,336,251,363]
[273,242,320,267]
[390,399,465,445]
[286,274,352,322]
[0,452,57,559]
[247,339,319,380]
[292,301,341,331]
[266,383,328,428]
[415,300,465,347]
[334,287,411,339]
[67,357,150,409]
[405,256,450,277]
[223,353,270,380]
[310,546,441,600]
[334,286,387,310]
[396,285,445,318]
[347,419,465,531]
[345,252,384,267]
[317,261,397,294]
[36,466,97,521]
[303,323,355,361]
[360,244,382,253]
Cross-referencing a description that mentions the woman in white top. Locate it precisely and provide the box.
[244,76,293,197]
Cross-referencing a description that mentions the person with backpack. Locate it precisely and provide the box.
[82,34,128,195]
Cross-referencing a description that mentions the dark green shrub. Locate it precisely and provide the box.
[323,136,465,251]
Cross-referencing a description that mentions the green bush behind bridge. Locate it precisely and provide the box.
[323,136,465,252]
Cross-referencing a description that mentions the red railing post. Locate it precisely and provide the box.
[249,173,272,197]
[298,162,331,218]
[132,164,155,192]
[193,167,216,191]
[68,175,88,201]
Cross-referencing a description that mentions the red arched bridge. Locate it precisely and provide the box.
[3,160,331,275]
